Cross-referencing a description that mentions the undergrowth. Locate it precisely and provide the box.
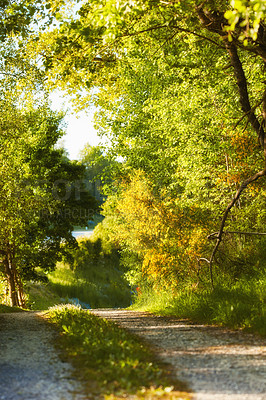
[46,304,190,399]
[131,275,266,336]
[25,282,62,310]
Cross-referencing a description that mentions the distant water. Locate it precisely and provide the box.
[72,230,94,238]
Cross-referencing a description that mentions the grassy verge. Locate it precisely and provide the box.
[131,276,266,337]
[25,282,62,310]
[23,257,131,311]
[45,304,190,399]
[0,304,25,313]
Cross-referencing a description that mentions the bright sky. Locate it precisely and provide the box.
[49,91,103,160]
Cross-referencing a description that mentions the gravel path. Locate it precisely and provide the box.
[0,312,86,400]
[91,309,266,400]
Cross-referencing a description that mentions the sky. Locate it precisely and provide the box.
[49,91,104,160]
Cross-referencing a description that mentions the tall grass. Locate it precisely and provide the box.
[46,235,132,308]
[25,282,62,310]
[0,304,25,313]
[131,275,266,336]
[48,260,131,309]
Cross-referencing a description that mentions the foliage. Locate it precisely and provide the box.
[32,0,266,290]
[79,144,115,183]
[46,304,189,398]
[225,0,266,41]
[2,0,266,311]
[79,143,119,203]
[0,6,101,308]
[100,161,265,289]
[0,0,72,42]
[102,171,210,288]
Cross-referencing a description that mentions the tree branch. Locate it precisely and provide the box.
[224,230,266,236]
[208,230,266,238]
[201,167,266,288]
[233,98,264,129]
[225,41,265,148]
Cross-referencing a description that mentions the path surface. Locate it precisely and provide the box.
[91,309,266,400]
[0,312,85,400]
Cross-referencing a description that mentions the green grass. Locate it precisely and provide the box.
[1,259,131,311]
[25,282,62,310]
[131,276,266,336]
[45,304,190,399]
[48,261,131,308]
[48,234,132,308]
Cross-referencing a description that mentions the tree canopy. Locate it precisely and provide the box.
[1,0,266,302]
[0,96,97,306]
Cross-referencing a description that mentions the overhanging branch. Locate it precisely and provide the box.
[209,230,266,238]
[199,168,266,288]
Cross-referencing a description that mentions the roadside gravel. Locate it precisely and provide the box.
[91,309,266,400]
[0,312,86,400]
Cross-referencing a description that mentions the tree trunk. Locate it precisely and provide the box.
[3,248,25,308]
[196,6,266,287]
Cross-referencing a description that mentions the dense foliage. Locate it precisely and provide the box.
[0,98,97,306]
[0,43,97,307]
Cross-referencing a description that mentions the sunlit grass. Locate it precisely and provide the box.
[25,282,62,310]
[131,276,266,336]
[45,304,190,399]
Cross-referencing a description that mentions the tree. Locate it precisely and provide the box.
[0,1,100,306]
[0,99,97,307]
[102,171,209,288]
[0,0,71,42]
